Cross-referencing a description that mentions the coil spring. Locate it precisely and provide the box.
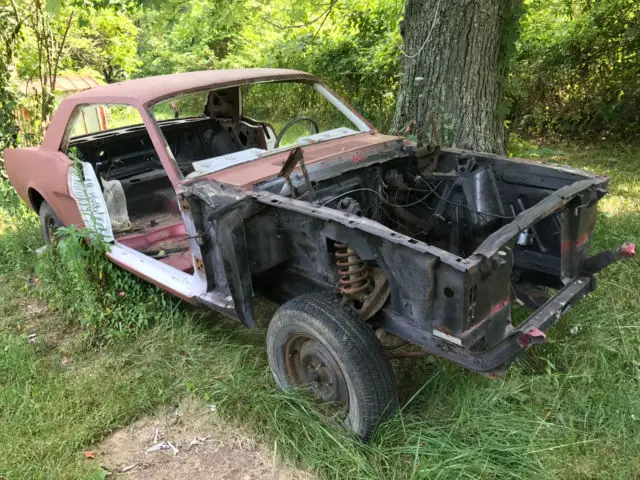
[335,243,371,296]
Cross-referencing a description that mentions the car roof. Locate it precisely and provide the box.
[61,68,317,106]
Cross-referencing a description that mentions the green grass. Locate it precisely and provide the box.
[0,142,639,479]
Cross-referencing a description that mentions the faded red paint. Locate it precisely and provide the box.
[517,328,546,348]
[491,298,510,315]
[42,69,319,152]
[620,243,636,257]
[4,68,379,218]
[10,68,385,197]
[4,147,82,227]
[206,134,403,189]
[460,297,511,338]
[562,232,590,254]
[54,68,315,111]
[117,222,186,251]
[576,232,589,247]
[2,68,391,302]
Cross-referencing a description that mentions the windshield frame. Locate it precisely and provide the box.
[145,79,373,181]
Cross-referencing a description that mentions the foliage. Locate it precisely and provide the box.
[16,0,139,84]
[254,0,402,130]
[1,0,639,149]
[1,0,139,143]
[25,147,184,342]
[0,180,40,273]
[0,282,206,478]
[0,0,23,165]
[67,5,140,83]
[1,1,640,477]
[134,0,401,130]
[136,0,252,76]
[510,0,640,138]
[20,0,75,133]
[0,148,183,343]
[34,224,184,342]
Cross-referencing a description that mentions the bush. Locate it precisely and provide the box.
[34,225,186,342]
[264,2,401,131]
[509,0,640,139]
[0,180,41,274]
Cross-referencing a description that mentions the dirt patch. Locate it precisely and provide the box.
[94,397,312,479]
[11,295,79,356]
[11,296,50,321]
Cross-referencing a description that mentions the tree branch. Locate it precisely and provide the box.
[262,0,340,29]
[310,5,333,43]
[52,10,74,92]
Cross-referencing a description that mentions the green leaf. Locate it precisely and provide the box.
[46,0,63,15]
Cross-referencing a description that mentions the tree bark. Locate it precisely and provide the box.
[391,0,514,154]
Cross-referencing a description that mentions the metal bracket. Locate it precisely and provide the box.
[278,147,313,198]
[518,327,546,348]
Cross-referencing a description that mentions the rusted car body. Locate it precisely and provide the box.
[4,68,634,439]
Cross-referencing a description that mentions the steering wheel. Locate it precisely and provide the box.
[274,117,320,148]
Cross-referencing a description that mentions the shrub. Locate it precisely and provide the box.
[509,0,640,139]
[34,225,186,343]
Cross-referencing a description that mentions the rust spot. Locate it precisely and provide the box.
[562,232,590,253]
[179,197,190,211]
[194,256,205,273]
[518,327,546,348]
[576,232,589,247]
[621,243,636,257]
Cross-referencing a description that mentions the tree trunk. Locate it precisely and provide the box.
[391,0,513,154]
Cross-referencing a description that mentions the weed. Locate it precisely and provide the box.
[35,224,186,342]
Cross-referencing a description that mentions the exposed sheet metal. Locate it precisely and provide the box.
[107,243,196,299]
[296,127,359,146]
[192,148,266,175]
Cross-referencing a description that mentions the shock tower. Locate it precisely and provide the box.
[333,197,390,320]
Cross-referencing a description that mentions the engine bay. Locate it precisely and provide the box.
[311,149,584,260]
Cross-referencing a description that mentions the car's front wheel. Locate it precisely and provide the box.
[39,201,63,244]
[266,293,397,440]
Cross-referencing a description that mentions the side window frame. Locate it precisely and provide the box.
[58,101,184,189]
[59,103,144,151]
[59,105,84,153]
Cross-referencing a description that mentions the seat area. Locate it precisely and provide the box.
[67,112,268,275]
[112,177,193,274]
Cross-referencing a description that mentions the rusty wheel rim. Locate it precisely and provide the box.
[284,334,348,405]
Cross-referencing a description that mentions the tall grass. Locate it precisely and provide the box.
[0,143,638,479]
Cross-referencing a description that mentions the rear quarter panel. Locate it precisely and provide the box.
[4,147,82,227]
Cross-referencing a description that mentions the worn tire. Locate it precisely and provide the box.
[39,201,63,244]
[266,293,397,440]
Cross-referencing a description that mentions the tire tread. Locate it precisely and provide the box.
[267,292,397,440]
